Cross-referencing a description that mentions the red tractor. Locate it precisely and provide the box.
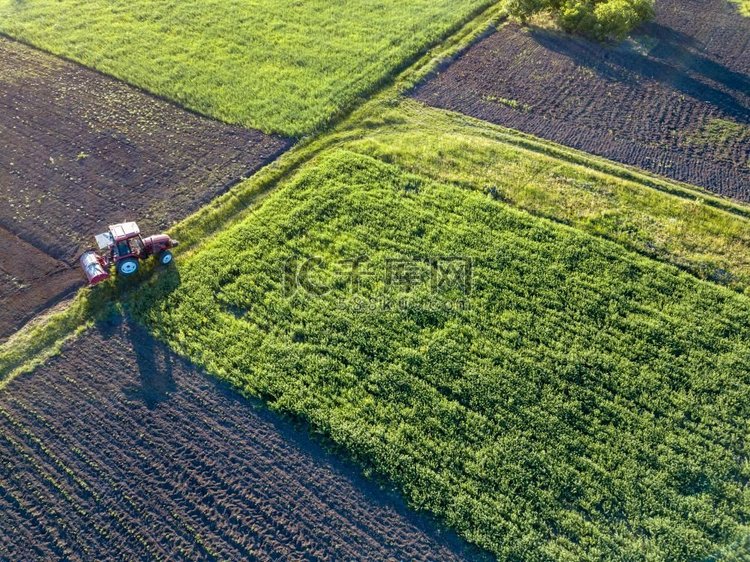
[79,222,179,286]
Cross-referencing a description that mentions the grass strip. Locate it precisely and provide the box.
[342,100,750,293]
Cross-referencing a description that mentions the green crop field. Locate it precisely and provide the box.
[0,0,492,136]
[342,101,750,294]
[131,147,750,561]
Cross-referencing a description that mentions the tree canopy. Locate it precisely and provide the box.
[508,0,655,40]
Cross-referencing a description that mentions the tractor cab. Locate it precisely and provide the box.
[97,222,149,267]
[80,221,179,285]
[108,222,143,258]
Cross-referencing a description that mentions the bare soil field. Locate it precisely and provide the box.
[412,0,750,199]
[0,227,80,341]
[0,318,483,561]
[0,37,290,338]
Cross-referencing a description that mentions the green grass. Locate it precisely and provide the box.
[730,0,750,16]
[130,148,750,561]
[0,0,494,136]
[339,101,750,293]
[483,95,533,112]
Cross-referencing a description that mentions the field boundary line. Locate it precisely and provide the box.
[0,296,93,389]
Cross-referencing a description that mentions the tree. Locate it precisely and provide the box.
[508,0,655,41]
[507,0,553,23]
[593,0,656,40]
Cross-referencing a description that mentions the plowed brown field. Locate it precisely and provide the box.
[0,227,79,341]
[0,37,290,338]
[413,0,750,199]
[0,319,484,561]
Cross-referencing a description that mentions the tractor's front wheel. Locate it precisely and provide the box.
[158,250,174,266]
[117,258,139,276]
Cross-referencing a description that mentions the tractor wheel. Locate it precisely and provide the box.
[159,250,174,266]
[117,258,139,276]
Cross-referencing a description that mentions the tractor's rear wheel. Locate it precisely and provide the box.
[117,258,139,276]
[159,251,174,265]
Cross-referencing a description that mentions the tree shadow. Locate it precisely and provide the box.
[644,23,750,95]
[529,21,750,122]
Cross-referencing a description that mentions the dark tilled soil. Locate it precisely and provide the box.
[0,227,80,340]
[0,319,484,561]
[0,37,290,338]
[412,0,750,199]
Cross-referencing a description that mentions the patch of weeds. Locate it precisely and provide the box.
[707,266,735,285]
[623,34,659,56]
[401,176,422,194]
[525,10,561,31]
[482,95,532,112]
[485,185,510,202]
[683,118,750,159]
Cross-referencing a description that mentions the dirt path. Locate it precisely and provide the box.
[412,0,750,199]
[0,319,485,561]
[0,37,290,339]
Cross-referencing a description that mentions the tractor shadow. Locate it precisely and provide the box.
[122,318,176,410]
[97,265,182,409]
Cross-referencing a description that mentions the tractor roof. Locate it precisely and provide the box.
[109,222,140,242]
